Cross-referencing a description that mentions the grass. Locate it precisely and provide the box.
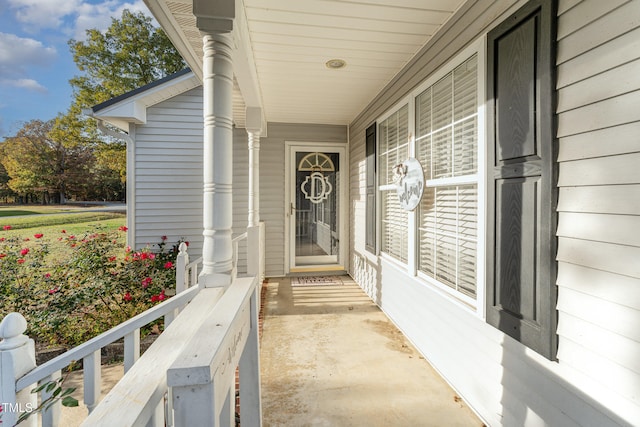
[0,209,127,263]
[0,205,92,216]
[1,212,125,231]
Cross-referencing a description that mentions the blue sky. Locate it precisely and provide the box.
[0,0,153,138]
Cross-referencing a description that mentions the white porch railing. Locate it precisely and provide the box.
[0,286,199,427]
[0,225,264,427]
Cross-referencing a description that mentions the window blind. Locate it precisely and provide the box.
[416,54,478,297]
[379,105,409,263]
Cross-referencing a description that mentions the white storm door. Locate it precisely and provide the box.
[287,144,346,272]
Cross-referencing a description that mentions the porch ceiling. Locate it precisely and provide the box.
[145,0,467,127]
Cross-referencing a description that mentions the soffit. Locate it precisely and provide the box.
[150,0,467,126]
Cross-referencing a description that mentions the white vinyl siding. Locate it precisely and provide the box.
[416,54,478,299]
[349,0,640,425]
[261,123,348,277]
[134,88,204,257]
[555,0,640,416]
[378,105,409,263]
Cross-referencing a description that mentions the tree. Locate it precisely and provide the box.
[68,9,186,108]
[54,9,187,199]
[0,149,17,202]
[1,120,94,203]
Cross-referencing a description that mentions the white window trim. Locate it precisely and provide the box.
[375,37,486,316]
[376,97,412,266]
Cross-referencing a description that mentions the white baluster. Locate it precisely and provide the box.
[41,370,62,427]
[83,350,101,413]
[124,329,140,373]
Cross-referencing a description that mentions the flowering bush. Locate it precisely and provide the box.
[0,226,183,347]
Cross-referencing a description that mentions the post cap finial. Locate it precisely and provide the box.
[179,242,189,254]
[0,312,29,350]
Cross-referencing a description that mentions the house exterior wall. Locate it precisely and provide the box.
[132,87,204,257]
[130,89,347,278]
[131,88,250,274]
[260,122,348,277]
[348,0,640,426]
[555,0,640,413]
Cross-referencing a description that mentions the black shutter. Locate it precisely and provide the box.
[365,123,377,253]
[486,0,558,359]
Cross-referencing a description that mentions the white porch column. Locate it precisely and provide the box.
[196,4,235,287]
[246,107,263,227]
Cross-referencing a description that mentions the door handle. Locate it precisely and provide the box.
[290,203,296,215]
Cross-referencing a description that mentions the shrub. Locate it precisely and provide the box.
[0,228,182,347]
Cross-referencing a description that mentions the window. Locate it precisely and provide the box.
[379,106,409,263]
[416,55,479,299]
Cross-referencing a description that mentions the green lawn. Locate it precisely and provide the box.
[1,212,125,231]
[1,212,127,266]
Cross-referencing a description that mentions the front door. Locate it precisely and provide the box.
[287,143,346,272]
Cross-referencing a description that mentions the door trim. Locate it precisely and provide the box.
[284,141,348,274]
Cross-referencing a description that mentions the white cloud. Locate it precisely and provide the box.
[7,0,83,32]
[7,0,155,40]
[73,0,152,40]
[11,78,48,93]
[0,32,55,93]
[0,32,57,74]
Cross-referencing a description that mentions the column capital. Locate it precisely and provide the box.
[245,106,264,134]
[194,0,235,33]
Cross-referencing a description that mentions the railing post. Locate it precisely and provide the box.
[176,242,190,294]
[247,222,265,281]
[0,313,37,427]
[239,284,263,426]
[168,277,256,427]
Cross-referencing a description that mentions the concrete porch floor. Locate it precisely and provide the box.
[260,275,483,427]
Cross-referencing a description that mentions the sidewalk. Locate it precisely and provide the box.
[259,276,483,426]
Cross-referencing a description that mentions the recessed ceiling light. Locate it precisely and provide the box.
[325,59,347,69]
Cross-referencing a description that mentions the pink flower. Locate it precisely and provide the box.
[119,226,128,232]
[61,229,66,233]
[164,261,174,269]
[108,256,117,262]
[44,273,51,278]
[157,291,167,302]
[23,238,30,242]
[148,253,156,260]
[17,259,25,264]
[125,246,132,253]
[69,235,75,240]
[123,292,132,302]
[142,277,153,288]
[0,253,6,258]
[150,295,159,302]
[48,288,58,295]
[34,233,43,239]
[3,225,11,230]
[20,248,29,256]
[161,235,167,241]
[0,237,4,241]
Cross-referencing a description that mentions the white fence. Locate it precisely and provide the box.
[0,225,264,427]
